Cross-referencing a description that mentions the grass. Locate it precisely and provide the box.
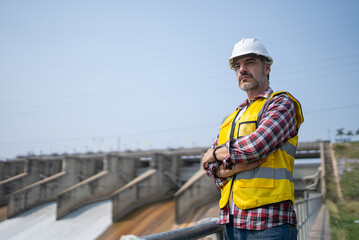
[340,163,359,200]
[326,200,359,240]
[326,200,347,240]
[332,141,359,159]
[326,141,359,240]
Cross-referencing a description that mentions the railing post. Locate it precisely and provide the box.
[305,190,309,238]
[140,193,324,240]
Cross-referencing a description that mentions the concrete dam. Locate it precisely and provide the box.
[0,142,323,239]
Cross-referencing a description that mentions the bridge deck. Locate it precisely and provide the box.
[308,204,331,240]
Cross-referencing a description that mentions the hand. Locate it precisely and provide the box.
[201,148,216,170]
[216,158,266,178]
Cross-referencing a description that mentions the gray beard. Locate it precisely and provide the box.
[240,81,259,91]
[239,77,265,92]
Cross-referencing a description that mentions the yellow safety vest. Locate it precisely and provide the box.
[218,91,304,210]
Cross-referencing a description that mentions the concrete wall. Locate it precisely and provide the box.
[0,158,62,206]
[293,163,320,179]
[0,160,25,181]
[7,157,102,218]
[295,141,321,159]
[56,155,137,219]
[174,168,219,224]
[111,153,178,222]
[320,142,326,196]
[3,144,323,223]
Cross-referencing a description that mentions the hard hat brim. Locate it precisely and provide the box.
[229,53,273,70]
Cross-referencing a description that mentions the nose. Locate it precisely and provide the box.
[239,64,248,74]
[236,65,248,77]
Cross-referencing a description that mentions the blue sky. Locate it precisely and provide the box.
[1,1,359,159]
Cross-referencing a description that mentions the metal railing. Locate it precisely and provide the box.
[138,192,322,240]
[295,192,323,240]
[141,218,224,240]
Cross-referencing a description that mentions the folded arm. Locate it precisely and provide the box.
[216,158,266,178]
[203,94,298,188]
[221,94,297,169]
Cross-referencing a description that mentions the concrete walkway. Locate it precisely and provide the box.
[308,204,331,240]
[0,200,112,240]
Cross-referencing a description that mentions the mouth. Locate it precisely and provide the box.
[240,76,252,82]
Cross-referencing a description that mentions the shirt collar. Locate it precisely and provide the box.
[237,87,273,110]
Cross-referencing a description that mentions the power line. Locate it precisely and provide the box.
[2,34,359,101]
[2,64,359,117]
[0,123,218,145]
[2,51,358,107]
[304,104,359,114]
[1,22,359,100]
[1,18,358,90]
[2,48,359,112]
[1,104,358,146]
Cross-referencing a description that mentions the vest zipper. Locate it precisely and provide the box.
[229,110,241,140]
[223,110,241,210]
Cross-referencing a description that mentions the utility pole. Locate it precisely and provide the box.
[117,136,121,152]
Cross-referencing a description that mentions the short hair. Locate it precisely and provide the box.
[260,57,270,81]
[232,54,271,81]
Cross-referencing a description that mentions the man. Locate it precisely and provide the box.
[202,38,304,240]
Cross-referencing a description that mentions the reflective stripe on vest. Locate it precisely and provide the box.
[235,167,294,183]
[218,91,304,210]
[280,141,297,159]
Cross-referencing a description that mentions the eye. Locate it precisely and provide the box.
[234,65,240,71]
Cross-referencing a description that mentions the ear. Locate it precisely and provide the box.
[265,63,271,75]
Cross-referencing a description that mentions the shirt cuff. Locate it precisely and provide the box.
[206,162,231,189]
[222,139,233,170]
[205,162,220,178]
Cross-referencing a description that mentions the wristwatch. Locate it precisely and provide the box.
[213,145,224,161]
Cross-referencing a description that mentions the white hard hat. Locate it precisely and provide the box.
[229,38,273,70]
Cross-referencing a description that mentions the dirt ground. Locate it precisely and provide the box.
[0,205,7,223]
[96,199,219,240]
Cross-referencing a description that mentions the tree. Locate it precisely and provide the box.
[336,128,345,137]
[346,130,354,136]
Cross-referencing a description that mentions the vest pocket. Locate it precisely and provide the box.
[237,121,257,137]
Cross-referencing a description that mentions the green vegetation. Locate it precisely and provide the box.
[335,128,359,143]
[326,200,348,240]
[333,141,359,159]
[325,181,339,202]
[340,163,359,200]
[327,142,359,240]
[326,200,359,240]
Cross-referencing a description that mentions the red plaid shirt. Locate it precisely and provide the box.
[205,87,298,230]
